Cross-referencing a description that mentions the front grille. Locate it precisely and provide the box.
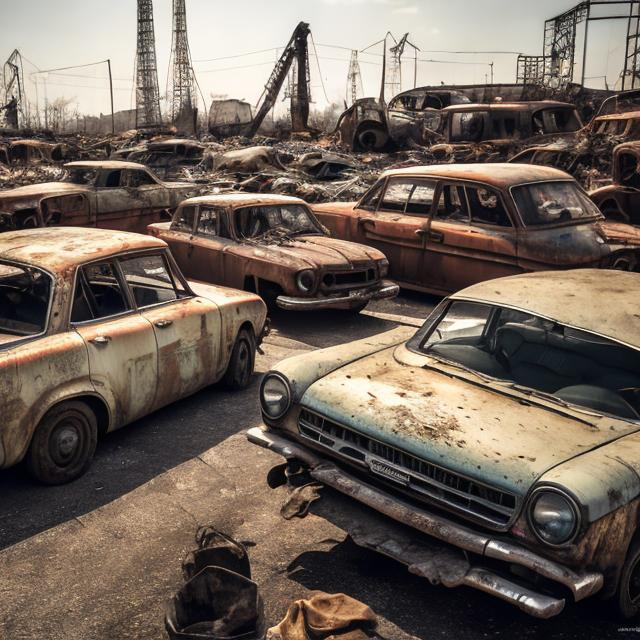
[322,269,376,288]
[298,409,518,529]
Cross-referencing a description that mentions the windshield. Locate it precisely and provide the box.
[0,262,52,338]
[63,168,97,185]
[408,300,640,421]
[511,181,601,226]
[235,204,323,240]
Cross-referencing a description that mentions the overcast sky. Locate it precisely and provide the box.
[0,0,631,119]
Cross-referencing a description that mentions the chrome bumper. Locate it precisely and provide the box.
[247,426,603,619]
[276,280,399,311]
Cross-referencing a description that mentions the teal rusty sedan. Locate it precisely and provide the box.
[249,269,640,619]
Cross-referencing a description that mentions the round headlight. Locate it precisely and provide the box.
[296,269,315,293]
[528,489,579,546]
[260,373,292,420]
[378,259,389,278]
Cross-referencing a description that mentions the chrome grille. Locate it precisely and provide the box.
[298,408,518,529]
[322,269,376,288]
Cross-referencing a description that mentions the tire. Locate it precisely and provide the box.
[611,252,639,272]
[257,282,282,311]
[602,205,630,224]
[614,536,640,619]
[221,328,256,390]
[26,400,98,485]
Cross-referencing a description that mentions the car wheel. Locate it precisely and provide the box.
[615,536,640,618]
[602,205,630,224]
[26,400,98,485]
[222,328,256,390]
[611,252,639,272]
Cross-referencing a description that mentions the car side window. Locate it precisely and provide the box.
[98,170,123,188]
[405,180,437,215]
[119,254,179,308]
[71,261,130,323]
[171,205,196,233]
[379,179,414,212]
[466,186,512,228]
[359,181,384,211]
[434,184,470,223]
[122,170,155,187]
[196,207,220,237]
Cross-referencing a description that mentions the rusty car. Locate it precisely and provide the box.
[0,160,202,234]
[6,139,70,165]
[0,227,267,484]
[590,141,640,225]
[148,193,398,312]
[249,269,640,618]
[123,139,206,179]
[311,164,640,294]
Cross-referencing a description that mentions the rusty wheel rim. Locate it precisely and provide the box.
[49,418,83,467]
[628,555,640,605]
[236,339,251,386]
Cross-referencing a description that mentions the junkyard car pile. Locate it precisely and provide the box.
[3,86,640,626]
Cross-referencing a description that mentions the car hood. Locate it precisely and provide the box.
[300,344,639,497]
[596,220,640,246]
[312,202,359,215]
[240,234,382,269]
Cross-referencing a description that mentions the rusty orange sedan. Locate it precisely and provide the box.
[0,227,266,484]
[312,164,640,294]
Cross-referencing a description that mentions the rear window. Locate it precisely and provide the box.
[0,262,52,336]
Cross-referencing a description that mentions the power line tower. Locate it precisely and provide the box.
[346,50,363,106]
[2,49,27,128]
[168,0,196,126]
[389,33,419,96]
[135,0,162,128]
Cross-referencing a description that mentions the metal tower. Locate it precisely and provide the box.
[135,0,162,128]
[168,0,196,124]
[346,50,363,106]
[2,50,26,128]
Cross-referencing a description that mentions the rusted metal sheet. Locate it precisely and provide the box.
[149,193,397,311]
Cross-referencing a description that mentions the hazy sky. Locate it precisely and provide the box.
[0,0,632,119]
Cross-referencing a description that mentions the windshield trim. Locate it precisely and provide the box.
[508,179,603,229]
[0,259,55,346]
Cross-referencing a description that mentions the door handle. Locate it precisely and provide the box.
[154,320,173,328]
[415,229,428,237]
[428,230,444,243]
[90,335,111,345]
[357,217,375,228]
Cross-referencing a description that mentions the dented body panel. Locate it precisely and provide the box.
[0,227,266,470]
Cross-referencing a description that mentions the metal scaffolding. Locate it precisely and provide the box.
[168,0,196,124]
[346,50,364,106]
[135,0,162,128]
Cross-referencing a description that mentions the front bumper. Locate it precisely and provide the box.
[276,280,399,311]
[247,426,603,619]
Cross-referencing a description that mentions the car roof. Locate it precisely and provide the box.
[451,269,640,348]
[64,160,150,171]
[181,193,306,208]
[148,138,203,148]
[441,101,575,112]
[10,139,58,148]
[380,163,572,188]
[0,227,166,273]
[593,110,640,121]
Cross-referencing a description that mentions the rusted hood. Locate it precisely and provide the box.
[241,235,382,269]
[300,344,639,497]
[596,220,640,246]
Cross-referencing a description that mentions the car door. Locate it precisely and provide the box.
[118,250,222,407]
[423,181,520,293]
[70,259,158,428]
[122,169,171,229]
[352,177,436,286]
[185,205,237,287]
[94,169,136,232]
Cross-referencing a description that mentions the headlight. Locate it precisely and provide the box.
[378,258,389,278]
[528,489,580,546]
[296,269,315,293]
[260,373,292,420]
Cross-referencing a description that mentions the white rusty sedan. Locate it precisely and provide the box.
[0,227,266,484]
[250,269,640,619]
